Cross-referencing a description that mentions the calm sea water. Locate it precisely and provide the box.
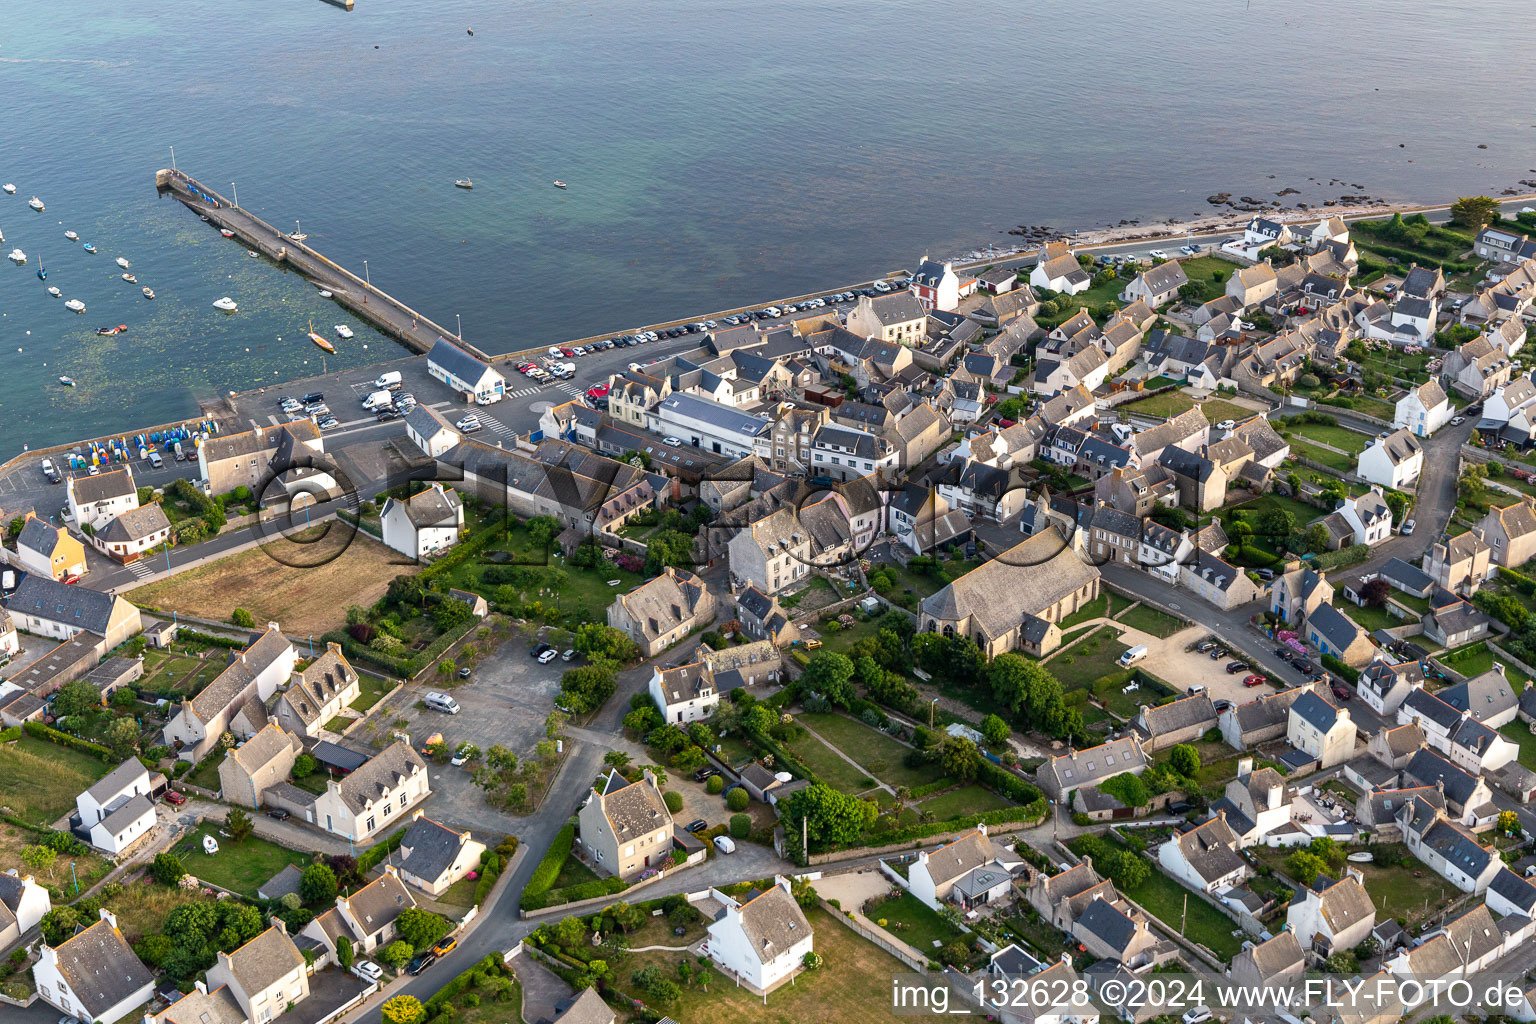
[1,0,1532,449]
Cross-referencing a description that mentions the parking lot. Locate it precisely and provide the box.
[1138,624,1277,706]
[373,633,568,835]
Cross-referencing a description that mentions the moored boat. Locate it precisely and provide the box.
[28,196,43,211]
[47,286,60,298]
[96,325,127,337]
[553,180,568,189]
[115,257,130,269]
[307,319,335,352]
[64,230,77,241]
[82,243,96,254]
[6,248,25,264]
[335,324,354,339]
[64,298,85,312]
[142,287,155,299]
[455,179,473,189]
[212,296,238,312]
[317,289,333,298]
[58,376,75,386]
[220,228,235,238]
[1,184,14,194]
[122,273,137,283]
[247,250,259,258]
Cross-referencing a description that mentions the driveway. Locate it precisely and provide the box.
[376,633,568,835]
[813,865,893,913]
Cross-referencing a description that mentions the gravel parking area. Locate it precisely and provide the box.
[1138,623,1265,704]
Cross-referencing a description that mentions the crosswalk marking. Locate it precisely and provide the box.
[125,560,156,579]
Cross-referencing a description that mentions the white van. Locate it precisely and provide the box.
[713,835,736,854]
[147,452,164,469]
[375,370,403,390]
[1118,645,1148,668]
[424,692,460,714]
[362,389,393,412]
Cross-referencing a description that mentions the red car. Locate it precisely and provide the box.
[586,384,609,399]
[1243,674,1266,687]
[164,791,186,805]
[62,574,81,585]
[560,348,576,357]
[1332,685,1353,702]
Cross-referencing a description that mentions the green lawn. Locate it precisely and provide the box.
[1226,493,1324,529]
[1290,422,1370,454]
[1115,603,1185,638]
[184,753,224,792]
[1061,591,1117,629]
[1045,627,1130,690]
[783,729,880,795]
[796,712,934,790]
[1068,835,1243,961]
[1504,721,1536,765]
[1344,602,1407,633]
[349,673,392,712]
[1199,399,1257,425]
[552,854,601,889]
[1121,391,1196,419]
[865,890,962,952]
[0,736,111,825]
[917,785,1012,819]
[1178,255,1242,301]
[1037,270,1134,327]
[1284,437,1355,472]
[1440,644,1532,684]
[173,825,311,897]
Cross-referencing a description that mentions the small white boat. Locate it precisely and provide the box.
[1346,852,1374,863]
[247,250,259,258]
[455,179,473,189]
[553,180,568,189]
[1,184,14,194]
[64,298,85,312]
[122,273,137,283]
[6,248,24,264]
[47,286,60,298]
[219,228,234,238]
[317,289,333,299]
[27,196,43,211]
[212,296,238,312]
[64,230,77,241]
[58,376,75,387]
[334,324,354,339]
[142,287,155,299]
[202,835,219,855]
[115,257,130,269]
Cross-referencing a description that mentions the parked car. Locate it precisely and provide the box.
[1196,641,1216,653]
[1149,249,1168,259]
[538,648,558,664]
[664,436,683,447]
[1207,648,1225,660]
[408,952,437,976]
[1452,416,1466,425]
[1333,685,1353,701]
[531,642,552,659]
[561,649,576,661]
[1273,646,1292,659]
[456,415,481,430]
[164,791,186,805]
[354,961,383,983]
[1226,661,1247,674]
[1213,699,1233,713]
[375,408,400,421]
[694,767,718,782]
[458,666,472,679]
[685,819,708,833]
[1243,674,1266,687]
[1291,657,1314,674]
[1401,519,1415,535]
[266,808,291,821]
[318,416,340,430]
[1182,1008,1212,1024]
[431,937,458,958]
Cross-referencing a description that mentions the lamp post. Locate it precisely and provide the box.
[169,146,176,171]
[929,697,938,729]
[362,259,369,304]
[231,182,238,208]
[308,634,315,657]
[456,313,462,340]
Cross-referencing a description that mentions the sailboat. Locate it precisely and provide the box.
[36,254,45,281]
[291,220,307,242]
[307,319,336,353]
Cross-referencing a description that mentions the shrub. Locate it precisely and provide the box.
[522,824,576,909]
[730,813,751,838]
[726,787,750,812]
[663,790,684,813]
[230,608,255,628]
[151,852,186,885]
[705,774,725,795]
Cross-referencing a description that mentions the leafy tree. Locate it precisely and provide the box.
[1099,772,1150,808]
[1500,810,1524,836]
[730,813,751,838]
[1324,951,1359,974]
[726,787,750,812]
[486,745,518,771]
[52,678,102,719]
[433,596,474,632]
[560,664,617,714]
[706,774,725,795]
[1106,849,1149,889]
[5,516,23,539]
[1167,744,1200,778]
[608,901,645,933]
[1360,578,1391,607]
[552,915,588,949]
[299,863,338,905]
[134,934,175,968]
[150,852,185,885]
[800,651,855,707]
[216,901,264,952]
[21,844,55,879]
[526,515,561,550]
[40,907,80,946]
[574,623,640,663]
[1286,850,1327,886]
[1450,195,1500,229]
[381,995,423,1024]
[979,714,1009,746]
[336,934,355,971]
[643,530,695,574]
[225,807,253,844]
[937,735,981,781]
[379,940,414,970]
[386,574,427,609]
[292,753,317,779]
[396,907,451,952]
[663,790,684,813]
[779,781,877,850]
[230,608,255,628]
[1259,507,1296,542]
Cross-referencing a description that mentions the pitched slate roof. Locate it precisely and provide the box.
[923,830,999,888]
[50,916,154,1019]
[187,626,292,725]
[1308,873,1375,932]
[1290,689,1343,733]
[920,531,1099,642]
[427,337,499,385]
[222,924,305,998]
[1039,735,1147,792]
[1074,896,1140,953]
[1236,930,1303,982]
[724,882,812,965]
[229,723,301,778]
[1438,668,1517,723]
[17,515,67,558]
[552,987,616,1024]
[69,467,135,505]
[1140,693,1218,740]
[1171,815,1244,885]
[1489,866,1536,915]
[335,742,427,814]
[6,574,123,634]
[1134,260,1189,296]
[1305,602,1363,655]
[399,815,475,886]
[97,504,172,544]
[1403,747,1483,808]
[615,567,709,642]
[159,984,247,1024]
[85,758,149,807]
[391,485,462,528]
[342,870,416,937]
[595,770,671,840]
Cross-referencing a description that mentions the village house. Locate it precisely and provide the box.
[196,420,329,499]
[1436,667,1520,728]
[1158,813,1249,896]
[1030,242,1092,295]
[1135,693,1218,752]
[1303,601,1374,669]
[1072,893,1163,967]
[1219,683,1327,751]
[547,989,615,1024]
[908,828,1023,911]
[1228,931,1305,995]
[301,867,418,955]
[1213,760,1296,846]
[1120,260,1189,308]
[704,876,814,996]
[1036,735,1148,802]
[844,292,927,346]
[162,624,296,763]
[34,909,154,1024]
[66,466,138,530]
[403,404,463,458]
[1026,860,1117,932]
[733,585,799,646]
[90,504,173,565]
[14,512,87,581]
[908,258,977,312]
[1286,871,1376,956]
[204,922,309,1024]
[1270,567,1333,627]
[427,337,506,404]
[608,566,714,658]
[1356,429,1422,489]
[918,531,1100,659]
[1475,225,1536,265]
[1476,495,1536,567]
[1287,689,1358,768]
[1443,335,1513,399]
[1421,589,1491,648]
[1356,656,1425,716]
[1422,529,1492,594]
[1227,261,1280,309]
[273,643,361,738]
[75,758,158,856]
[577,769,673,879]
[1400,748,1499,829]
[396,811,487,896]
[4,573,142,647]
[1394,379,1451,437]
[380,483,463,561]
[308,741,430,843]
[1399,795,1500,893]
[217,722,301,811]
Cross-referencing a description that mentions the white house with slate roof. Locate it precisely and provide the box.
[163,624,296,763]
[908,828,1023,911]
[311,741,430,843]
[381,483,463,560]
[1286,872,1376,956]
[1120,260,1189,308]
[577,769,672,880]
[1436,667,1520,728]
[35,909,154,1024]
[704,876,814,995]
[204,922,309,1024]
[1036,735,1148,802]
[305,867,418,954]
[1303,602,1374,668]
[1356,428,1422,489]
[273,643,359,739]
[1334,488,1394,547]
[396,811,486,896]
[0,870,49,949]
[76,758,158,856]
[66,466,138,530]
[1399,795,1500,893]
[649,392,771,459]
[4,573,142,647]
[1287,690,1357,768]
[428,337,505,404]
[403,404,462,458]
[1157,815,1248,893]
[91,504,173,564]
[1030,242,1092,295]
[844,291,928,345]
[1394,379,1451,437]
[909,258,976,312]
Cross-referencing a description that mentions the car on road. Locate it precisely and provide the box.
[685,819,708,833]
[431,937,458,957]
[1149,249,1168,259]
[664,436,683,446]
[408,952,437,975]
[694,767,718,782]
[267,808,290,821]
[1243,674,1266,687]
[318,416,340,430]
[538,648,558,664]
[458,666,472,678]
[1273,646,1292,659]
[1216,419,1236,431]
[562,649,576,661]
[456,415,481,430]
[1182,1008,1212,1024]
[1401,519,1415,535]
[1452,416,1465,425]
[354,961,383,983]
[531,642,552,659]
[1291,657,1314,674]
[1332,684,1353,702]
[1225,661,1247,673]
[164,791,186,805]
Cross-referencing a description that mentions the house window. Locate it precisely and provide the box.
[366,815,376,833]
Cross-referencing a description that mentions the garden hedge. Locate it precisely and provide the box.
[520,824,575,909]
